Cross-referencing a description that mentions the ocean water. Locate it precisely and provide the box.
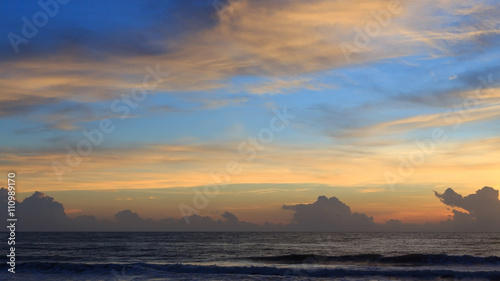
[1,232,499,280]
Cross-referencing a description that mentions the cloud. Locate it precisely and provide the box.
[221,211,239,224]
[115,209,141,223]
[434,186,500,231]
[199,97,248,109]
[109,210,272,231]
[245,78,324,95]
[0,97,60,118]
[2,186,500,231]
[17,191,70,231]
[283,195,377,231]
[0,187,272,231]
[335,94,500,138]
[2,0,498,120]
[4,132,500,193]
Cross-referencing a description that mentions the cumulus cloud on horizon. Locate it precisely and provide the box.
[434,186,500,231]
[283,195,377,231]
[1,186,499,231]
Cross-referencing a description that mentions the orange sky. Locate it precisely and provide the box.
[2,0,500,226]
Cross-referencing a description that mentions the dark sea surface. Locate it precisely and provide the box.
[1,232,499,280]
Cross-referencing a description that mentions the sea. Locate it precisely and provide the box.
[1,232,499,280]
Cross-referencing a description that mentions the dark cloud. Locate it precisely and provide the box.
[283,196,377,231]
[17,191,70,231]
[0,0,217,61]
[109,211,267,232]
[0,188,271,231]
[70,215,102,231]
[2,186,500,231]
[221,211,239,224]
[0,97,60,118]
[434,186,500,231]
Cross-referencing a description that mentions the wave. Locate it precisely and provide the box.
[7,262,500,279]
[244,253,500,265]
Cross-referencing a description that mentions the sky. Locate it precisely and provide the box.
[0,0,499,230]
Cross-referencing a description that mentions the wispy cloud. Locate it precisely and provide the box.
[2,0,497,117]
[245,77,326,95]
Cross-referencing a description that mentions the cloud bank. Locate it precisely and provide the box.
[1,186,499,231]
[283,195,377,231]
